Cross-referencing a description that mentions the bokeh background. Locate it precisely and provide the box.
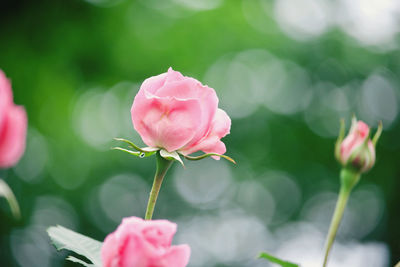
[1,0,400,266]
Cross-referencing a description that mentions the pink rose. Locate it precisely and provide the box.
[0,70,27,168]
[101,216,190,267]
[131,68,231,157]
[339,120,375,173]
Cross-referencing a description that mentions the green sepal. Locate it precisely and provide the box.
[160,149,184,166]
[372,121,383,147]
[258,252,299,267]
[111,147,156,158]
[0,179,21,219]
[183,153,236,164]
[335,119,345,162]
[113,137,144,152]
[113,138,158,154]
[345,130,374,172]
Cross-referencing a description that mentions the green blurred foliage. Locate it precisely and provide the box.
[1,0,400,266]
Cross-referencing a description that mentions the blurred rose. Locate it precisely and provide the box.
[101,216,190,267]
[131,67,231,157]
[0,70,27,168]
[339,120,375,173]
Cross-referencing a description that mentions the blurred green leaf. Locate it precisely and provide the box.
[258,252,299,267]
[0,179,21,219]
[47,225,102,267]
[67,256,95,267]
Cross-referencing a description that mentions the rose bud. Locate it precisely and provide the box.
[335,117,382,173]
[101,216,190,267]
[131,67,231,159]
[0,70,27,168]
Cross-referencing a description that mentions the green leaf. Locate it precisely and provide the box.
[0,179,21,219]
[160,149,184,166]
[47,225,103,267]
[183,153,236,164]
[258,252,299,267]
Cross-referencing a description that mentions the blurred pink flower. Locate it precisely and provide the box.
[0,70,27,168]
[131,67,231,158]
[101,216,190,267]
[339,120,375,173]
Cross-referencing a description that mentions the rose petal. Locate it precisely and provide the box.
[0,105,27,168]
[119,234,148,267]
[131,94,202,152]
[101,234,120,267]
[207,108,231,139]
[0,70,13,130]
[161,244,191,267]
[180,108,230,156]
[356,121,369,138]
[157,78,218,147]
[142,220,177,248]
[102,216,190,267]
[164,67,185,85]
[140,72,168,96]
[340,121,370,163]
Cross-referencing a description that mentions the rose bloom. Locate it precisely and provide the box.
[339,120,375,173]
[0,70,27,168]
[131,68,231,157]
[101,217,190,267]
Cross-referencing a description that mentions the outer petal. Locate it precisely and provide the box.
[119,234,148,267]
[101,234,120,267]
[0,70,13,130]
[0,105,27,168]
[340,122,370,163]
[207,108,231,139]
[164,67,185,84]
[131,94,202,152]
[142,220,177,248]
[137,67,185,102]
[159,244,191,267]
[180,108,231,156]
[140,72,168,96]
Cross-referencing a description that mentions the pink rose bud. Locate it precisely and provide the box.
[335,118,382,173]
[101,216,190,267]
[131,67,231,158]
[0,70,27,168]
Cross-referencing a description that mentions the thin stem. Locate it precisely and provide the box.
[145,152,173,220]
[0,179,21,219]
[322,187,350,267]
[322,168,360,267]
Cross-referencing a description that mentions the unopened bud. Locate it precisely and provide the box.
[335,117,382,173]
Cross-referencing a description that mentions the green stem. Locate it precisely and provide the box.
[0,179,21,219]
[145,152,173,220]
[322,168,360,267]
